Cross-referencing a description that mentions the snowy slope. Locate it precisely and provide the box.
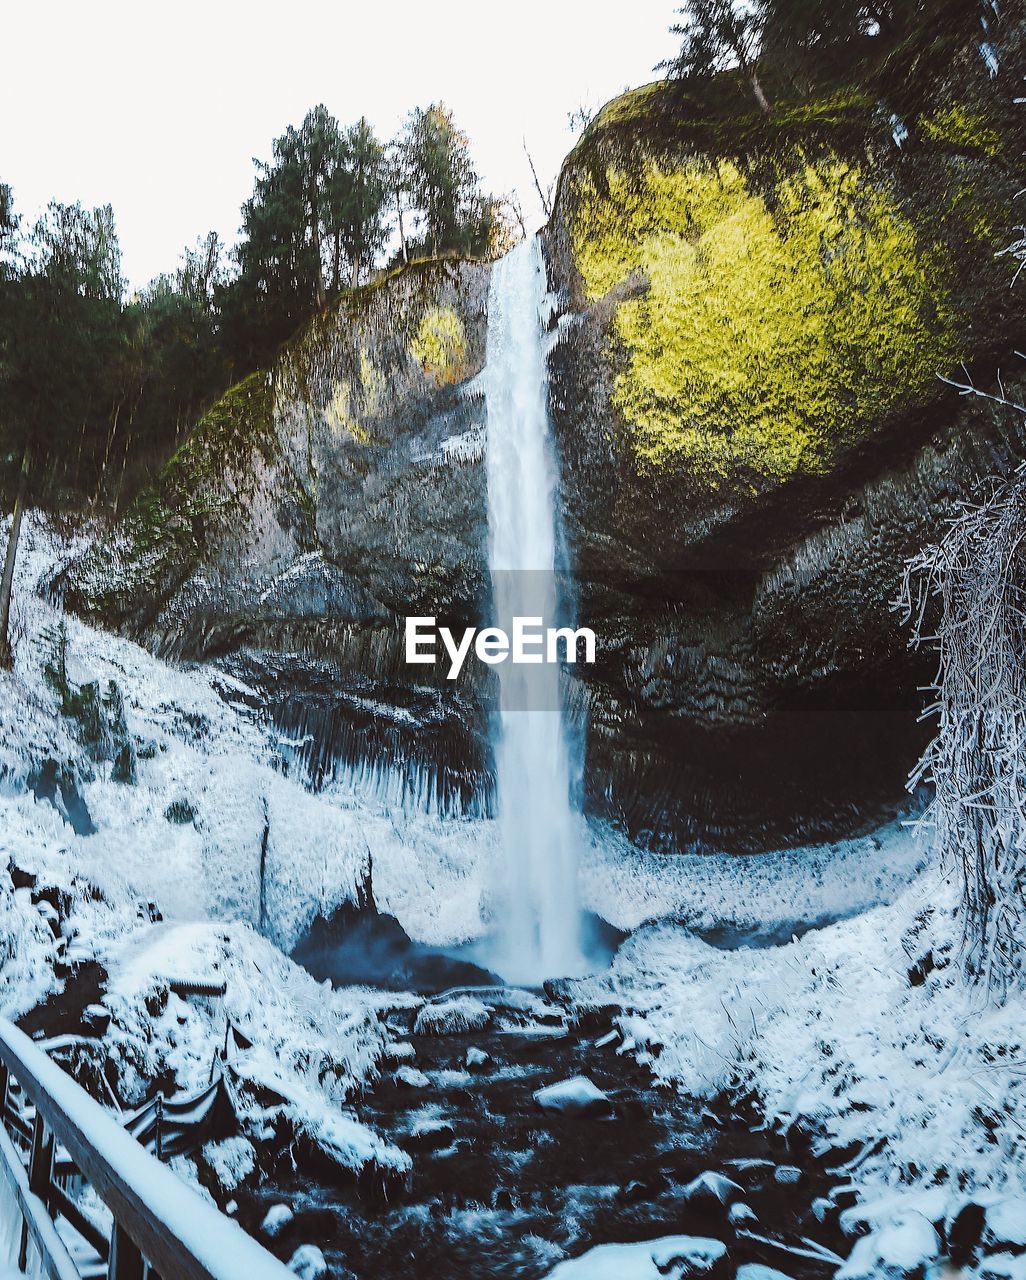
[569,867,1026,1215]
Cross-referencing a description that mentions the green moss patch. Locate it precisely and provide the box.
[570,157,962,487]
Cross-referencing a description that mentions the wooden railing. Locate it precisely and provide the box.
[0,1018,292,1280]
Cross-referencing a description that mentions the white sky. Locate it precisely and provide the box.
[1,0,680,288]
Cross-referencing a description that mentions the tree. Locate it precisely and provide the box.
[0,198,127,665]
[333,117,388,288]
[177,230,227,309]
[225,107,391,368]
[902,457,1026,998]
[396,103,496,257]
[665,0,772,114]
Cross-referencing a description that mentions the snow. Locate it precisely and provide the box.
[414,995,492,1035]
[736,1268,794,1280]
[836,1212,940,1280]
[567,867,1026,1207]
[976,1258,1026,1280]
[681,1171,744,1206]
[544,1235,727,1278]
[581,817,927,941]
[202,1137,256,1191]
[983,1197,1026,1249]
[728,1203,758,1226]
[260,1204,294,1238]
[286,1245,327,1280]
[394,1065,430,1089]
[533,1076,611,1116]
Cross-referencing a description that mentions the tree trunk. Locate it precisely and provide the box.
[748,69,772,115]
[309,189,327,310]
[396,196,409,264]
[0,446,31,670]
[349,247,361,289]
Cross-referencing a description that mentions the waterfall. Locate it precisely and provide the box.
[483,236,586,984]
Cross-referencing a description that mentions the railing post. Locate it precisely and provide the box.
[20,1110,55,1268]
[108,1220,145,1280]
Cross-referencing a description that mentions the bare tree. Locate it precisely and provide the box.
[523,139,552,220]
[901,436,1026,999]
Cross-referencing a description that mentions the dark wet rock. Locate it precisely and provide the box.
[163,798,196,825]
[293,902,501,994]
[404,1120,456,1154]
[947,1201,986,1268]
[28,759,95,836]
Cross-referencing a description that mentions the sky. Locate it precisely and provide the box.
[1,0,680,289]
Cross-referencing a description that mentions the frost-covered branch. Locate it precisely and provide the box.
[901,453,1026,999]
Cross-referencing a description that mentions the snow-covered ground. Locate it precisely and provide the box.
[4,515,1023,1275]
[567,863,1026,1267]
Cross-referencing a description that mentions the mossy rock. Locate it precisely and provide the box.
[551,0,1025,531]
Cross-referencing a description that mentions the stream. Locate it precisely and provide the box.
[240,978,848,1280]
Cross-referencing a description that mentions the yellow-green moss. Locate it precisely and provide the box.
[410,306,468,386]
[323,347,385,444]
[570,158,961,485]
[919,103,1002,156]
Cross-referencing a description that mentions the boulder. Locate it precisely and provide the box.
[533,1075,613,1118]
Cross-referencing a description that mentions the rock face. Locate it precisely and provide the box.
[57,3,1026,854]
[58,258,495,810]
[542,0,1026,849]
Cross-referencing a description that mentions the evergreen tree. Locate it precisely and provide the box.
[396,103,496,257]
[0,198,127,664]
[334,117,389,287]
[665,0,772,113]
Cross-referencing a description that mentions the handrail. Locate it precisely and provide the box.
[0,1018,293,1280]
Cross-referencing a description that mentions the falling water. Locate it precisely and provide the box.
[483,236,586,984]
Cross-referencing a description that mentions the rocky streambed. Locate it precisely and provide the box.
[239,984,849,1280]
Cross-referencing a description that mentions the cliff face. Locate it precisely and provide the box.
[544,0,1026,849]
[59,258,495,809]
[58,2,1026,854]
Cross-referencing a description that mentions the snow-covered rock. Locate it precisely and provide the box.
[837,1212,940,1280]
[728,1202,758,1227]
[413,995,492,1036]
[983,1199,1026,1253]
[976,1256,1026,1280]
[287,1244,327,1280]
[260,1203,294,1238]
[681,1171,744,1209]
[736,1267,794,1280]
[533,1075,612,1117]
[544,1235,727,1278]
[466,1045,491,1068]
[394,1065,430,1089]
